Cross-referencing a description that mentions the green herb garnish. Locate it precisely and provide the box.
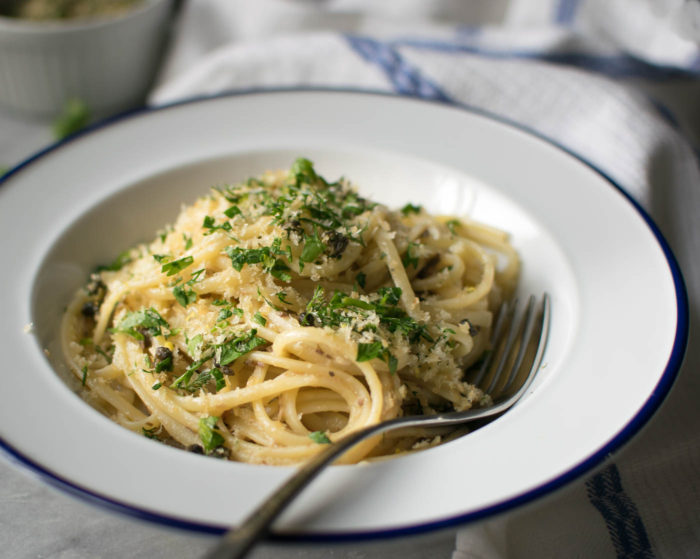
[217,308,233,321]
[211,368,226,392]
[299,227,324,265]
[97,250,133,272]
[217,329,266,366]
[446,219,461,234]
[186,333,203,357]
[173,284,197,307]
[309,431,331,444]
[198,416,225,452]
[276,291,290,304]
[300,285,431,372]
[111,308,170,340]
[142,426,160,439]
[225,239,292,282]
[356,341,398,373]
[161,255,194,276]
[402,242,419,269]
[203,215,233,234]
[400,203,422,216]
[224,205,242,218]
[154,350,173,373]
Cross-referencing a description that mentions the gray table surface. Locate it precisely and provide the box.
[0,107,460,559]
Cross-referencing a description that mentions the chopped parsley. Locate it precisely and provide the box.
[400,203,422,216]
[184,369,216,392]
[172,328,266,390]
[173,284,196,307]
[213,158,375,283]
[142,426,160,439]
[225,238,292,282]
[299,227,324,265]
[290,157,319,184]
[356,341,398,373]
[276,291,290,304]
[224,205,242,218]
[171,267,203,307]
[211,368,226,391]
[186,333,203,356]
[446,219,461,234]
[158,226,174,243]
[217,308,233,321]
[96,250,132,272]
[175,368,227,394]
[309,431,331,444]
[356,341,384,362]
[111,308,171,340]
[170,353,212,389]
[80,339,114,363]
[402,241,420,269]
[160,255,194,276]
[154,347,173,373]
[217,329,266,366]
[202,215,233,234]
[300,285,433,372]
[198,416,225,452]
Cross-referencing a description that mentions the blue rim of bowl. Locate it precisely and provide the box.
[0,87,690,543]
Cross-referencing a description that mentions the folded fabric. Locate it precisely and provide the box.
[150,1,700,557]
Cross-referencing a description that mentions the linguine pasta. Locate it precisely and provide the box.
[62,158,519,465]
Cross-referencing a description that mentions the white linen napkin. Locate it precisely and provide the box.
[151,1,700,557]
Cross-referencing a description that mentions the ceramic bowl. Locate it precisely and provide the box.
[0,0,174,118]
[0,91,686,536]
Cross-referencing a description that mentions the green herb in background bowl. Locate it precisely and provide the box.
[0,0,144,21]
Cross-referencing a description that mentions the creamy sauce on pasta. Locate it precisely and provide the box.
[62,158,519,464]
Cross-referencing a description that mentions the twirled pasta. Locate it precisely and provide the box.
[62,158,519,465]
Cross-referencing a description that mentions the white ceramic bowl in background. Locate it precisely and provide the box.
[0,0,174,118]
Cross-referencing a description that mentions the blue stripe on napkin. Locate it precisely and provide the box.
[692,53,700,72]
[554,0,582,24]
[346,34,694,134]
[387,37,700,81]
[345,36,452,102]
[586,464,655,558]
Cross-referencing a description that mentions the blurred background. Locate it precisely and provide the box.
[1,0,699,167]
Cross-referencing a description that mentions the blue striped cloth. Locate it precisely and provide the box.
[151,1,700,557]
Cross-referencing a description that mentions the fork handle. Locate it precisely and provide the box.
[204,293,550,559]
[202,426,378,559]
[203,406,500,559]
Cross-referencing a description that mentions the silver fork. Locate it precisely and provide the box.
[204,293,551,559]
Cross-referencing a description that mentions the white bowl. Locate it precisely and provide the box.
[0,0,174,118]
[0,91,686,536]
